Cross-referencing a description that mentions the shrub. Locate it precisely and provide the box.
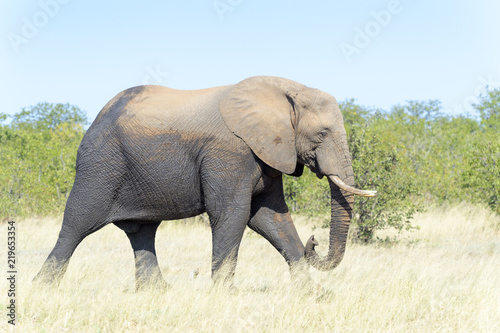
[347,120,422,243]
[461,138,500,215]
[0,103,87,218]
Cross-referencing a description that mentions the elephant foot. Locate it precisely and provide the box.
[211,271,239,294]
[212,281,239,295]
[313,286,335,302]
[32,258,69,288]
[227,284,239,295]
[135,276,170,293]
[32,275,61,290]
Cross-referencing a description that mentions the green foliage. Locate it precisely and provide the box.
[0,103,87,218]
[10,102,87,131]
[461,89,500,214]
[474,88,500,131]
[343,102,425,242]
[347,121,421,243]
[283,168,329,217]
[461,138,500,214]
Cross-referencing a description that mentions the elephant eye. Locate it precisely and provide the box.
[318,130,328,140]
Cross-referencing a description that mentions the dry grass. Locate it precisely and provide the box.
[2,203,499,332]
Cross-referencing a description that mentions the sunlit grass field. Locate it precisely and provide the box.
[2,203,499,332]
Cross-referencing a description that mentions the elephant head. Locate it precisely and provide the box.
[220,76,376,271]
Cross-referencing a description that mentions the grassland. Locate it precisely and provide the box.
[2,203,499,332]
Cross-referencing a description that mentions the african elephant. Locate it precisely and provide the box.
[34,76,376,290]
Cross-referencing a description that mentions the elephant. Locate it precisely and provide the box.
[34,76,376,290]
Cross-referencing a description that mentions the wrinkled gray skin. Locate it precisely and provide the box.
[35,76,369,290]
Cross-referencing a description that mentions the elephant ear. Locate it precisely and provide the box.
[219,77,297,174]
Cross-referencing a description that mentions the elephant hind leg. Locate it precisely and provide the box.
[115,221,168,291]
[34,174,118,286]
[33,205,95,285]
[33,230,84,286]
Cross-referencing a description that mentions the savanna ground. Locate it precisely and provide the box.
[1,203,499,332]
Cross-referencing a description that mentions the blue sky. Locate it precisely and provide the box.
[2,0,499,122]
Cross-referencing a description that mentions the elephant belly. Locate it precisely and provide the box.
[108,149,207,222]
[111,173,206,222]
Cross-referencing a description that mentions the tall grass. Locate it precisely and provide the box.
[2,203,499,332]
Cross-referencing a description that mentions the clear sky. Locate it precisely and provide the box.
[2,0,499,122]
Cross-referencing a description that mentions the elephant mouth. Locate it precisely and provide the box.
[307,161,325,179]
[313,170,324,179]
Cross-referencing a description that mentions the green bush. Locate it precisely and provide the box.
[0,103,87,218]
[460,89,500,214]
[461,138,500,214]
[475,88,500,131]
[347,121,422,243]
[283,169,329,216]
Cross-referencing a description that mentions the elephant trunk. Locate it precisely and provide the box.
[304,177,354,271]
[302,118,376,271]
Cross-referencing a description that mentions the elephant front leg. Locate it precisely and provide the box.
[209,211,249,287]
[248,188,311,284]
[201,152,258,288]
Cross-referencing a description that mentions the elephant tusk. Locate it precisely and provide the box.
[329,175,377,197]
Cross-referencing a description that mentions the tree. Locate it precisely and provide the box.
[474,88,500,131]
[10,102,87,131]
[461,138,500,215]
[461,88,500,214]
[0,103,87,217]
[347,117,422,243]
